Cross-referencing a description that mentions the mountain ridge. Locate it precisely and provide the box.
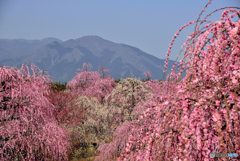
[0,35,186,82]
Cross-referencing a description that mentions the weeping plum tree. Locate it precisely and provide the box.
[85,66,117,104]
[66,63,117,104]
[0,64,72,161]
[104,77,154,122]
[67,63,99,95]
[118,1,240,160]
[44,86,85,128]
[142,71,152,82]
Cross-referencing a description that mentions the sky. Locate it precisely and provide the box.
[0,0,239,62]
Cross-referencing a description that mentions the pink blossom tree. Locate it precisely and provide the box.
[66,63,117,104]
[66,63,100,95]
[0,64,72,160]
[143,71,152,81]
[85,66,117,104]
[44,85,85,128]
[98,66,109,79]
[118,1,240,160]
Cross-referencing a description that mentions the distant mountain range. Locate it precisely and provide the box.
[0,35,186,83]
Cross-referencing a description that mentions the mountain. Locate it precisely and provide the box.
[0,36,186,82]
[0,37,63,63]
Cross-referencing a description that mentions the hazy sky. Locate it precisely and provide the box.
[0,0,239,62]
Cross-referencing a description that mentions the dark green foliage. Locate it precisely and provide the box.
[50,77,163,89]
[141,78,152,82]
[115,78,164,83]
[49,81,68,91]
[114,79,121,84]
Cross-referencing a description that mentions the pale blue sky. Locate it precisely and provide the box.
[0,0,239,62]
